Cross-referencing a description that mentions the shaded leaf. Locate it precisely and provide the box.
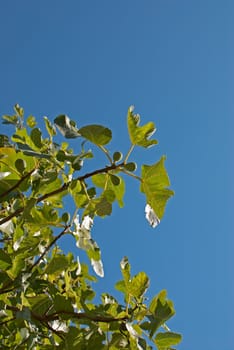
[0,134,11,147]
[45,255,69,275]
[53,294,73,314]
[79,124,112,146]
[15,158,26,173]
[27,294,52,315]
[30,128,43,148]
[54,115,80,138]
[113,151,123,162]
[0,249,12,269]
[141,290,175,338]
[16,143,51,159]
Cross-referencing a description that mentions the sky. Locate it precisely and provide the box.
[1,1,233,349]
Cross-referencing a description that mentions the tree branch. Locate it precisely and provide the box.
[0,162,125,226]
[0,168,36,200]
[33,310,128,323]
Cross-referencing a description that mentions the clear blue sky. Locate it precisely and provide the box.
[1,1,233,349]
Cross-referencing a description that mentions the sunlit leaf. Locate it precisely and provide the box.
[92,173,125,207]
[127,107,158,148]
[128,272,149,299]
[91,259,104,277]
[26,115,37,128]
[0,171,11,180]
[2,115,18,125]
[154,332,182,348]
[141,156,174,219]
[44,116,56,137]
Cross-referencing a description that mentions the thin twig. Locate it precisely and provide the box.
[28,225,70,272]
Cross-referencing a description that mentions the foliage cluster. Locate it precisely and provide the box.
[0,105,181,349]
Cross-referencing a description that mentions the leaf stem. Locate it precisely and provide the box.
[121,168,142,182]
[123,144,135,164]
[98,145,113,164]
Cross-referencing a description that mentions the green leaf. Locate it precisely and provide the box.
[14,104,24,117]
[44,116,56,137]
[26,203,61,227]
[53,294,73,314]
[2,115,18,125]
[70,180,89,208]
[120,256,131,284]
[26,115,37,128]
[92,173,125,208]
[16,307,31,322]
[62,212,70,223]
[141,290,175,338]
[124,162,137,172]
[0,134,11,147]
[113,151,123,162]
[95,196,112,216]
[45,255,69,275]
[154,332,182,349]
[7,254,25,278]
[103,189,116,203]
[15,158,26,173]
[54,115,80,138]
[16,143,51,159]
[0,249,12,269]
[115,280,126,295]
[127,107,158,148]
[128,272,149,299]
[79,125,112,146]
[110,174,120,185]
[30,128,43,148]
[141,156,174,219]
[27,294,52,315]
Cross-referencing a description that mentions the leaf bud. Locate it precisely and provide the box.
[113,151,123,162]
[124,162,137,172]
[15,158,26,173]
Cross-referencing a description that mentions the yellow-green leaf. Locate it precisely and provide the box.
[127,107,158,148]
[154,332,182,349]
[141,156,174,219]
